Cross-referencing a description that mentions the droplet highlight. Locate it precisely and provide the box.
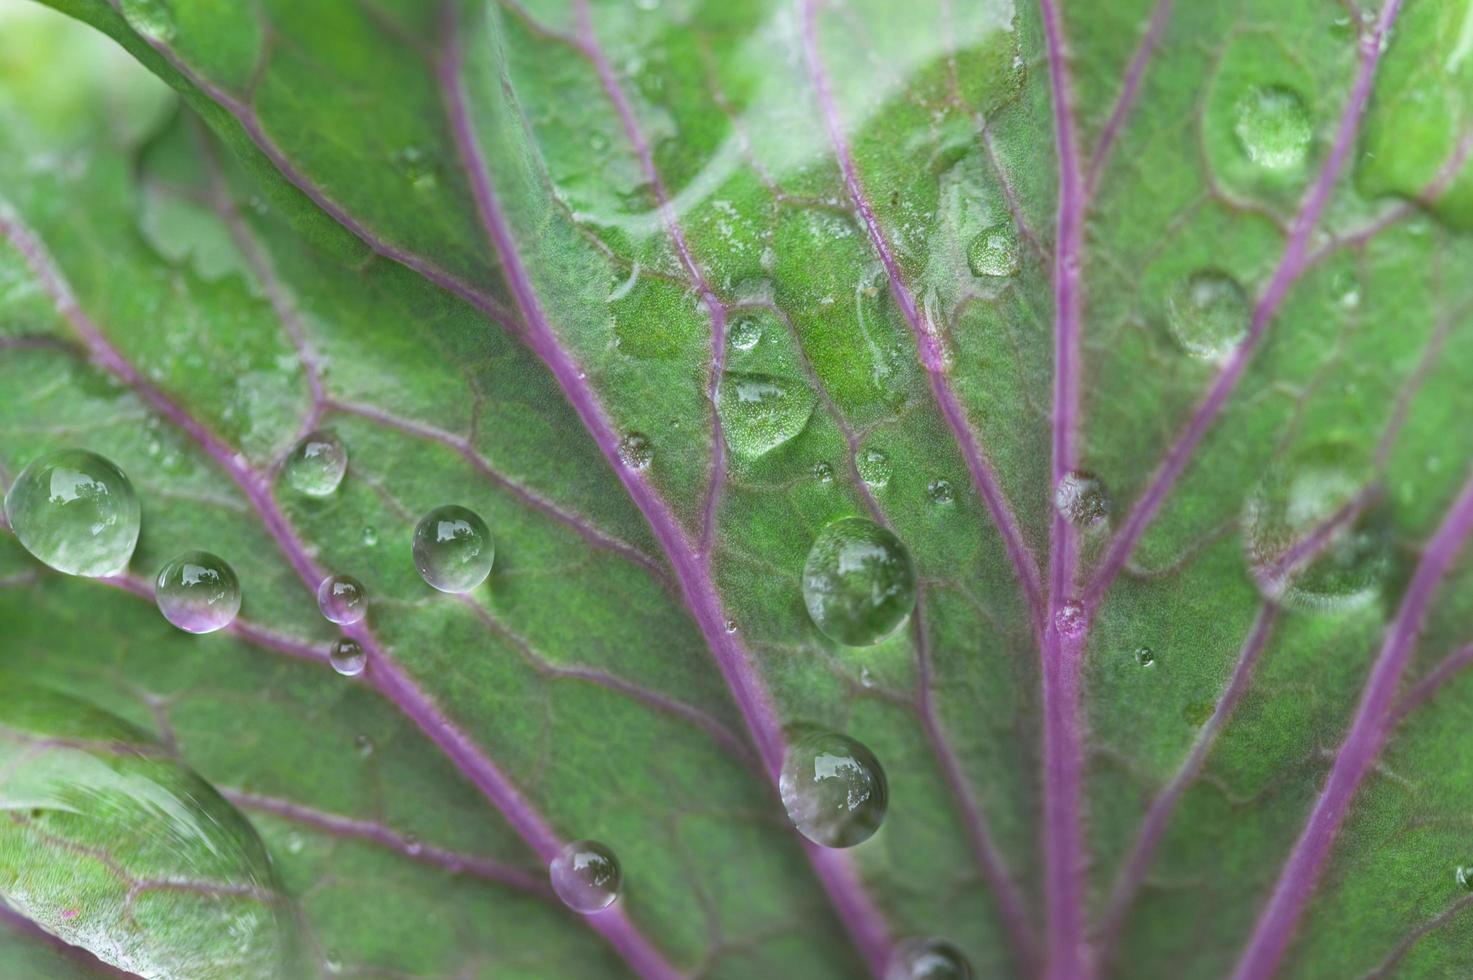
[967,222,1020,278]
[802,517,917,646]
[283,430,347,497]
[1054,470,1111,528]
[1167,270,1248,362]
[317,573,367,625]
[549,840,622,914]
[885,938,973,980]
[3,449,140,577]
[716,373,817,459]
[413,505,494,594]
[1234,85,1312,171]
[154,551,241,634]
[329,638,366,677]
[779,730,888,848]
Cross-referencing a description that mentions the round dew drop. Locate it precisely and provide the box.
[728,317,762,351]
[617,432,653,471]
[1054,470,1110,527]
[155,551,241,634]
[885,938,973,980]
[283,430,347,497]
[858,449,892,489]
[413,505,494,594]
[1167,270,1248,363]
[549,840,622,914]
[927,479,954,504]
[1457,865,1473,891]
[329,638,366,677]
[1234,85,1312,171]
[4,449,141,577]
[1054,601,1086,640]
[967,222,1020,279]
[317,573,367,625]
[802,517,917,647]
[1134,645,1157,668]
[780,731,888,848]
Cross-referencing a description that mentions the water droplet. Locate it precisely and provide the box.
[779,730,888,848]
[154,551,241,634]
[394,146,439,193]
[1054,470,1111,528]
[967,222,1020,278]
[813,461,835,483]
[317,573,367,625]
[285,833,304,855]
[859,666,875,688]
[724,619,738,634]
[729,317,762,351]
[1331,268,1362,309]
[1167,270,1249,362]
[885,937,973,980]
[1183,699,1214,727]
[1054,601,1086,640]
[119,0,176,41]
[617,432,653,470]
[1134,645,1156,667]
[549,840,622,914]
[354,734,374,757]
[716,373,817,459]
[283,430,347,497]
[927,479,955,504]
[1457,865,1473,891]
[802,517,917,646]
[413,505,494,594]
[329,638,366,677]
[858,449,892,488]
[3,450,140,577]
[1234,85,1312,170]
[1243,445,1389,612]
[362,526,379,547]
[403,833,422,856]
[324,950,343,974]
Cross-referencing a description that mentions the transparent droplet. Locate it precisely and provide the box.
[1330,268,1361,309]
[1054,601,1086,640]
[362,526,379,547]
[967,222,1020,278]
[1457,865,1473,891]
[549,840,622,914]
[779,730,888,848]
[394,146,439,193]
[927,479,955,504]
[729,317,762,351]
[283,430,347,497]
[1134,645,1156,668]
[354,734,374,758]
[4,450,140,577]
[813,461,835,483]
[1054,470,1111,527]
[155,551,241,634]
[885,937,973,980]
[329,638,366,677]
[413,505,494,594]
[1243,445,1390,612]
[119,0,176,42]
[716,373,817,459]
[618,432,653,470]
[802,517,917,646]
[1234,85,1312,170]
[858,449,892,488]
[724,618,738,634]
[1167,270,1248,362]
[317,573,367,625]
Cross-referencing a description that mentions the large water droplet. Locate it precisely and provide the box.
[716,373,817,459]
[329,638,366,677]
[413,505,494,594]
[802,517,917,646]
[549,840,621,914]
[317,573,367,625]
[4,450,140,577]
[155,551,241,633]
[967,222,1020,278]
[779,730,888,848]
[617,432,653,471]
[119,0,176,42]
[283,430,347,497]
[1167,270,1249,362]
[858,448,892,488]
[1054,470,1111,528]
[1234,85,1312,170]
[1243,446,1389,612]
[885,938,973,980]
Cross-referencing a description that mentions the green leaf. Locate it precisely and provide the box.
[3,0,1473,977]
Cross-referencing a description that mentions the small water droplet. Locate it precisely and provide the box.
[394,146,439,193]
[802,517,917,647]
[329,638,366,677]
[967,222,1020,278]
[617,432,654,470]
[1167,270,1248,362]
[1054,601,1086,640]
[1183,699,1214,727]
[362,526,379,547]
[779,730,888,848]
[283,430,347,497]
[885,937,973,980]
[729,317,762,351]
[549,840,622,914]
[1234,85,1312,171]
[3,450,141,577]
[927,479,955,504]
[324,950,343,974]
[716,373,817,459]
[317,573,367,625]
[1456,865,1473,891]
[413,505,494,594]
[119,0,176,41]
[859,666,875,688]
[155,551,241,634]
[724,619,738,634]
[858,449,892,488]
[1134,645,1156,667]
[354,734,374,757]
[1054,470,1111,527]
[285,833,304,855]
[812,461,835,483]
[1330,268,1362,309]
